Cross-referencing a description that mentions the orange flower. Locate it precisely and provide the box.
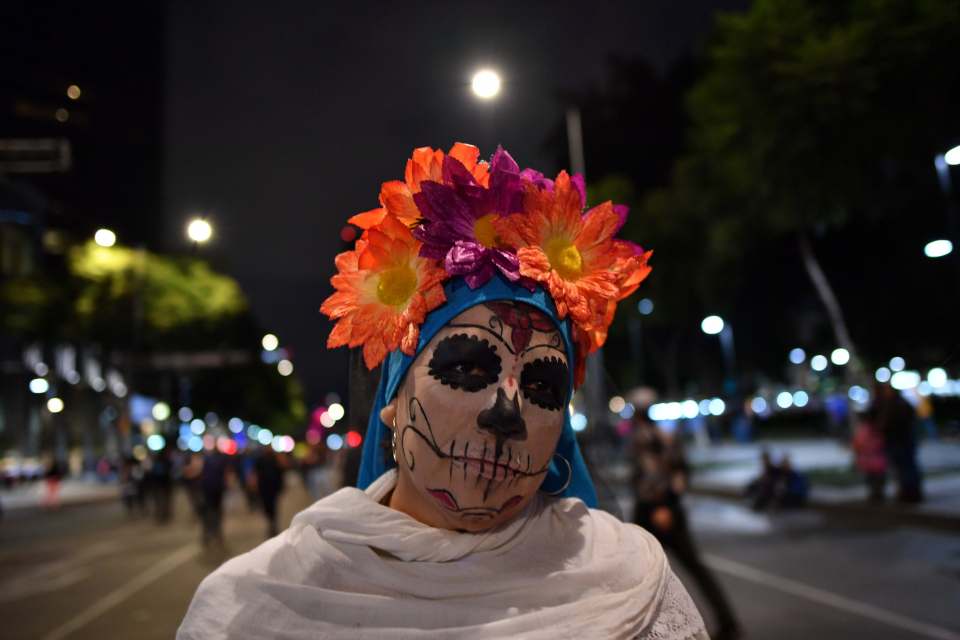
[348,143,490,230]
[321,214,447,368]
[495,171,630,331]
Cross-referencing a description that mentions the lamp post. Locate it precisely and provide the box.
[186,217,213,251]
[702,315,737,397]
[932,146,959,264]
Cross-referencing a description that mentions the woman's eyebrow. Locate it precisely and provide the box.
[445,317,514,354]
[520,342,566,358]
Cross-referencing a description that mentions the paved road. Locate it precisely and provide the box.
[1,482,958,639]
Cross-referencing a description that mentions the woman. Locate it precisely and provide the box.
[178,144,707,639]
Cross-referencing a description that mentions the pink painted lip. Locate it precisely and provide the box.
[428,489,458,511]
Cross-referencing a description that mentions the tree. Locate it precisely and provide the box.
[675,0,960,375]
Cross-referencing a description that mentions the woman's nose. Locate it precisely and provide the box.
[477,386,527,441]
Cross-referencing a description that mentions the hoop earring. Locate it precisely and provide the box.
[544,453,572,496]
[391,421,398,463]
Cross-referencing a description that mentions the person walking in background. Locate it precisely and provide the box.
[253,448,286,537]
[852,412,887,503]
[745,449,781,511]
[149,446,173,523]
[631,412,741,640]
[200,449,230,546]
[873,382,923,503]
[42,457,65,509]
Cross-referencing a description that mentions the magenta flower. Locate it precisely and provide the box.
[413,147,526,289]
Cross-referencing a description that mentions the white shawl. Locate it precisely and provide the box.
[178,470,707,639]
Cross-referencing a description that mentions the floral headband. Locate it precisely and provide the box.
[320,143,652,387]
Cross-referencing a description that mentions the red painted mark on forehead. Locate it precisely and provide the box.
[486,302,555,353]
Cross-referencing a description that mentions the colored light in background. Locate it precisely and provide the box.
[792,391,809,408]
[67,84,82,100]
[889,356,905,372]
[471,69,501,99]
[810,355,828,372]
[306,430,321,444]
[848,385,870,404]
[891,370,920,390]
[608,396,626,413]
[776,391,793,409]
[29,378,49,394]
[152,401,171,421]
[571,413,588,432]
[190,418,205,435]
[927,368,947,388]
[262,333,279,351]
[328,403,345,421]
[875,367,891,383]
[320,412,336,428]
[188,436,203,452]
[789,348,806,365]
[278,359,294,376]
[681,400,699,419]
[708,398,726,416]
[944,145,960,165]
[94,228,116,247]
[619,403,636,419]
[637,298,654,315]
[750,397,768,414]
[228,417,244,433]
[830,348,850,366]
[345,431,363,448]
[257,429,274,445]
[147,434,166,451]
[326,434,344,450]
[47,397,64,413]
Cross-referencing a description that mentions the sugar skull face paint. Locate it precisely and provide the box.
[382,301,570,532]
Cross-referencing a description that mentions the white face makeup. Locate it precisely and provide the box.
[384,301,570,532]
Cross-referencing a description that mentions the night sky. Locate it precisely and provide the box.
[162,0,747,406]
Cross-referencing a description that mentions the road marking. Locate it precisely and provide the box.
[704,553,960,640]
[42,544,198,640]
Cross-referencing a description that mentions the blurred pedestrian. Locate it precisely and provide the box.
[631,413,741,640]
[149,447,174,523]
[180,452,204,520]
[200,450,230,546]
[120,456,147,514]
[745,449,780,511]
[42,457,65,509]
[852,413,887,503]
[873,382,923,503]
[774,454,808,508]
[254,448,285,537]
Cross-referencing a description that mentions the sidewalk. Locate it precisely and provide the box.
[686,438,960,528]
[0,477,119,512]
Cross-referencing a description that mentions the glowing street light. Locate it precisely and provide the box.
[830,348,850,366]
[94,228,116,247]
[701,315,724,335]
[924,239,953,258]
[29,378,49,394]
[277,359,294,376]
[789,348,806,365]
[471,69,501,99]
[47,397,65,413]
[810,355,828,372]
[945,144,960,166]
[261,333,279,351]
[186,218,213,244]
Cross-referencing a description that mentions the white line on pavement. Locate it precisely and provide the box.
[704,553,960,640]
[42,544,198,640]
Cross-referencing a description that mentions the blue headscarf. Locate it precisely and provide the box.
[356,273,598,507]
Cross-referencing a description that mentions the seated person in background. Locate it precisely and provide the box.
[178,144,707,639]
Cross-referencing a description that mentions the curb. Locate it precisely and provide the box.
[690,486,960,533]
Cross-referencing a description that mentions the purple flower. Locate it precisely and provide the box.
[520,168,587,208]
[413,147,526,288]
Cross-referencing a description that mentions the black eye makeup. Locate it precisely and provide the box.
[520,356,569,411]
[428,333,502,392]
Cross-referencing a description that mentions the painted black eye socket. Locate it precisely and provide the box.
[520,356,569,411]
[428,333,502,392]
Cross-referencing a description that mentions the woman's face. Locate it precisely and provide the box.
[384,301,570,532]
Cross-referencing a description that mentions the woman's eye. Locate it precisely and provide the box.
[428,334,502,392]
[520,357,568,411]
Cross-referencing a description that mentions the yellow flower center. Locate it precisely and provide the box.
[545,236,583,280]
[376,264,418,307]
[473,213,499,248]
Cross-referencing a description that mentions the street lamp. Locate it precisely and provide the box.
[470,69,501,100]
[701,315,724,335]
[945,145,960,166]
[186,217,213,244]
[262,333,279,351]
[924,239,953,258]
[702,315,736,396]
[94,228,116,247]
